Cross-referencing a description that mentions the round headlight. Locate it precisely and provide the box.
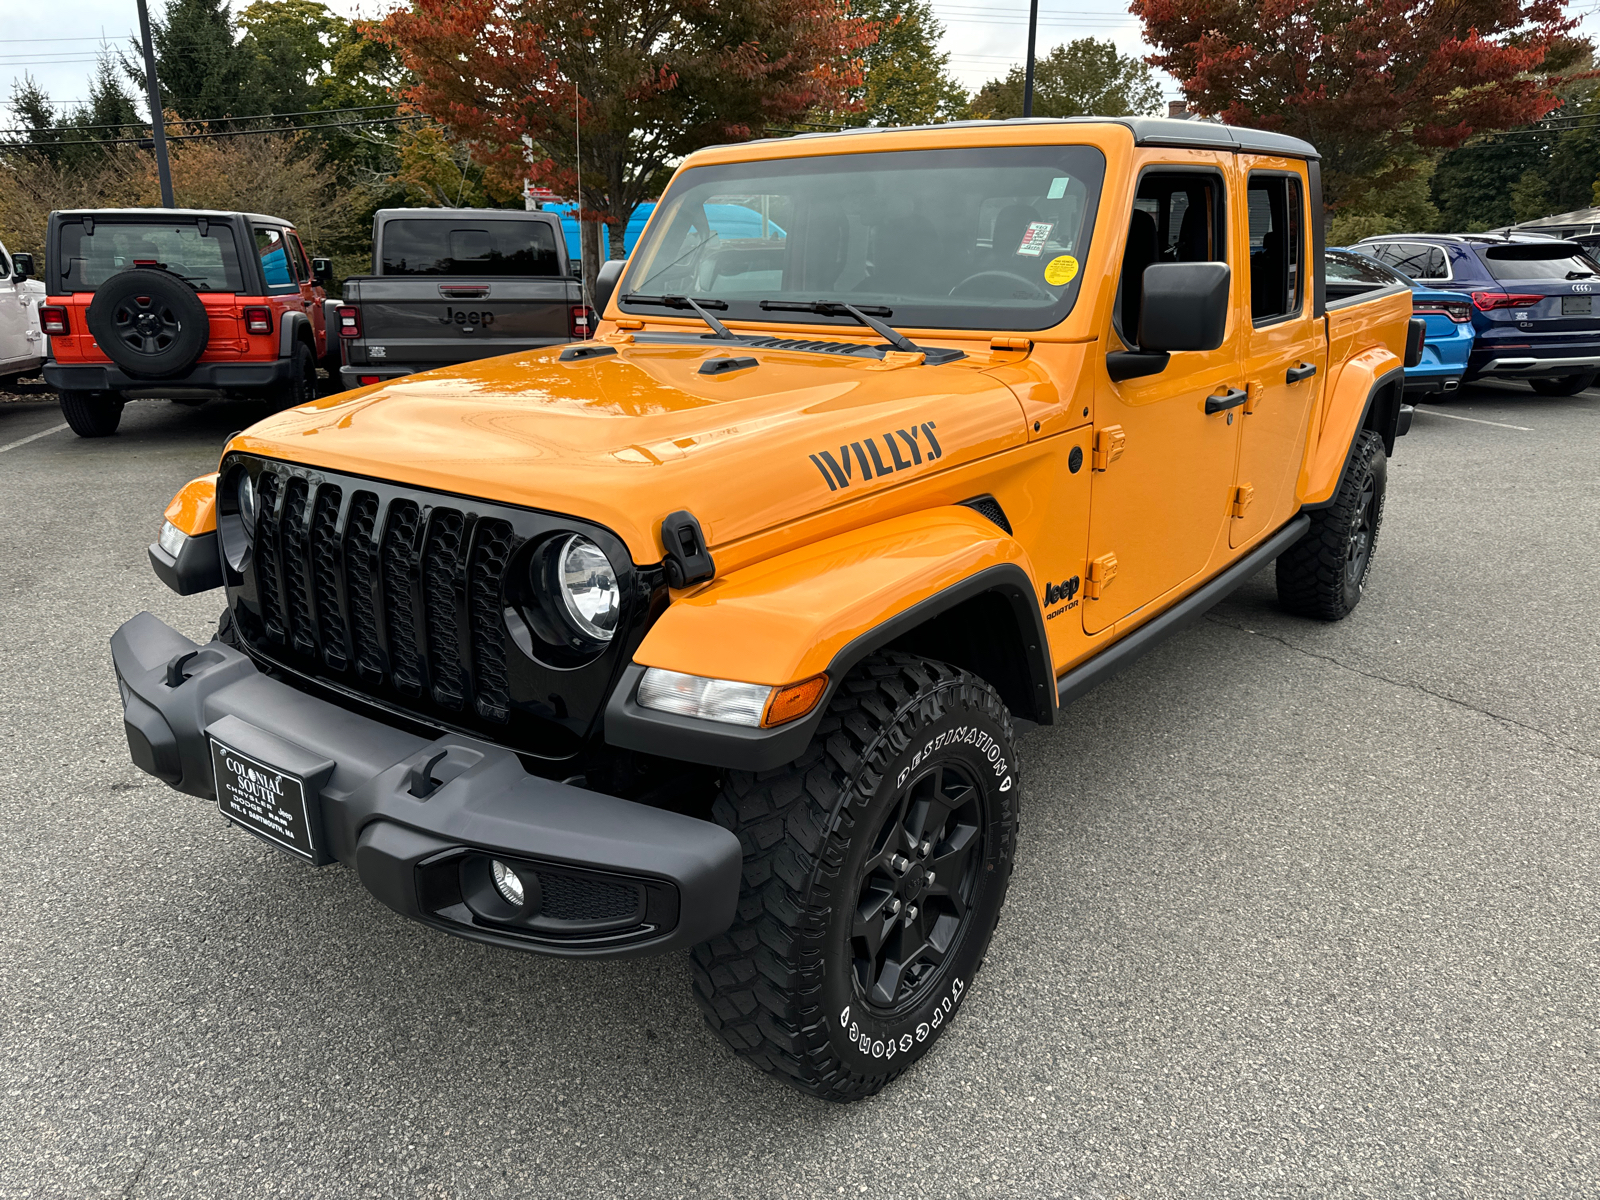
[555,534,619,643]
[236,470,257,538]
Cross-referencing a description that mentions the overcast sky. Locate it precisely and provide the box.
[2,0,1177,127]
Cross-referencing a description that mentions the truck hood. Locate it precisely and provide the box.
[234,340,1029,564]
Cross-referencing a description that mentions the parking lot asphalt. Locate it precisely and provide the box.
[1,382,1596,1199]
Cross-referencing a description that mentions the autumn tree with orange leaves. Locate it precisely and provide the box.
[1133,0,1587,210]
[377,0,875,284]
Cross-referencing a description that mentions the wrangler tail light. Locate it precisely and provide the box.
[1414,301,1472,323]
[358,375,381,385]
[38,305,70,335]
[243,306,272,334]
[1471,291,1541,312]
[337,305,361,337]
[570,305,594,339]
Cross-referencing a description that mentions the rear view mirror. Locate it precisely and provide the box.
[11,251,34,281]
[594,259,626,315]
[1138,262,1230,352]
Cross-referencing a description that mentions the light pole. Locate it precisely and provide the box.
[135,0,175,207]
[1022,0,1039,118]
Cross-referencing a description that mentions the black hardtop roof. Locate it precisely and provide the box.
[736,116,1319,161]
[50,207,294,226]
[374,207,558,219]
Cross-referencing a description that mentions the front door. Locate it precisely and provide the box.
[1232,163,1323,548]
[1083,163,1244,635]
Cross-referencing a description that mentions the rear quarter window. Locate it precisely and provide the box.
[380,219,561,277]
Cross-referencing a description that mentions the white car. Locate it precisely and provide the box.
[0,239,47,385]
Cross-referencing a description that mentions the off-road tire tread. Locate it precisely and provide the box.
[58,390,124,437]
[689,651,1017,1103]
[1275,429,1385,621]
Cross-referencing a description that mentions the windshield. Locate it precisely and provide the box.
[621,145,1106,332]
[57,219,245,292]
[380,218,560,277]
[1480,243,1600,281]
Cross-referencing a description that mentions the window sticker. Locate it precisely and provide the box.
[1016,222,1054,257]
[1047,177,1070,200]
[1044,255,1079,286]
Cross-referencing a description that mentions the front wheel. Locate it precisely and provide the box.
[1276,429,1387,621]
[58,390,125,437]
[690,652,1020,1102]
[1528,371,1595,396]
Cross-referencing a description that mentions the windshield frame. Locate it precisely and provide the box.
[618,144,1108,335]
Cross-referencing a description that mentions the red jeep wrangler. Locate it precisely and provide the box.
[39,208,331,437]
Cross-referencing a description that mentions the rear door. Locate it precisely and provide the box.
[364,215,574,367]
[1232,160,1323,549]
[1083,160,1243,635]
[286,231,326,356]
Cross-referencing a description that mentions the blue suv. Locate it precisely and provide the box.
[1357,233,1600,395]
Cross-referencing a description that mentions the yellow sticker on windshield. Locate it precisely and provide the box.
[1044,255,1079,286]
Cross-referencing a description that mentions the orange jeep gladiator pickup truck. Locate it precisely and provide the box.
[111,117,1420,1101]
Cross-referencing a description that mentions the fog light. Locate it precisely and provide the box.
[157,520,186,557]
[491,859,525,906]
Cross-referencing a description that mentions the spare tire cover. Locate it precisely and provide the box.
[86,267,210,379]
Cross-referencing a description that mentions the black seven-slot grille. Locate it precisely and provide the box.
[222,455,659,759]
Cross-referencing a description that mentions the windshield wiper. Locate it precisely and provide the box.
[1567,270,1595,279]
[621,293,742,341]
[758,300,922,353]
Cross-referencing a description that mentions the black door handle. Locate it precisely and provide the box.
[1205,387,1248,414]
[1286,362,1317,383]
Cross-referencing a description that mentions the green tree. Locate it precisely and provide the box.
[968,38,1161,120]
[146,0,251,118]
[1510,168,1554,222]
[237,0,343,115]
[1431,133,1546,230]
[838,0,965,126]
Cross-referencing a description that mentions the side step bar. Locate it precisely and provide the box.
[1057,514,1311,709]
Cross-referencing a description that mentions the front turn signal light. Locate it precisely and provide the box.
[636,668,829,728]
[763,675,828,727]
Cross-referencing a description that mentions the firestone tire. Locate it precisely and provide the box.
[1276,429,1387,621]
[58,389,125,438]
[690,652,1020,1102]
[1528,371,1595,396]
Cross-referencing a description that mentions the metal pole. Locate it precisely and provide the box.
[1022,0,1039,118]
[135,0,175,207]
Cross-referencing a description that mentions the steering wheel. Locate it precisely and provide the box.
[949,270,1051,300]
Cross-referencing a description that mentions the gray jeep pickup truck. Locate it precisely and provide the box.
[335,208,593,387]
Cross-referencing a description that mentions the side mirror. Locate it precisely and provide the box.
[12,251,34,281]
[311,257,333,285]
[1138,262,1230,352]
[594,258,626,315]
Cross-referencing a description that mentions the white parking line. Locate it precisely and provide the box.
[1412,408,1531,432]
[0,422,69,454]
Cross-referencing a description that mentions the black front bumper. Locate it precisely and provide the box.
[110,612,741,959]
[45,359,295,393]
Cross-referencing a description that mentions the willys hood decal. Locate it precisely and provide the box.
[234,342,1028,564]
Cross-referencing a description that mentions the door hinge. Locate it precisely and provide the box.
[1092,425,1126,471]
[1086,552,1118,598]
[1243,382,1263,415]
[1232,484,1255,519]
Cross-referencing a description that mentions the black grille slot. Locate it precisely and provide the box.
[422,510,467,709]
[280,478,315,656]
[959,494,1013,535]
[254,471,285,642]
[743,336,878,356]
[536,871,640,923]
[309,486,346,671]
[381,500,424,694]
[344,492,383,679]
[468,519,514,722]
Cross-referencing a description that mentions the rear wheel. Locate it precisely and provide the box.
[1528,371,1595,396]
[690,652,1020,1102]
[58,390,125,437]
[270,341,317,411]
[1276,430,1387,621]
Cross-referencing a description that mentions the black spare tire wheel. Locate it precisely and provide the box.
[86,267,209,379]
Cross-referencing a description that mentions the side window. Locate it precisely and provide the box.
[1246,173,1304,323]
[1117,171,1226,346]
[253,226,299,294]
[1388,243,1448,280]
[287,232,313,285]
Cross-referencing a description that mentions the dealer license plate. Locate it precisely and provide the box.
[1563,295,1591,316]
[210,736,317,861]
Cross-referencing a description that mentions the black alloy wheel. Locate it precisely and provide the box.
[852,760,986,1012]
[111,294,183,358]
[85,267,209,379]
[1344,472,1378,592]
